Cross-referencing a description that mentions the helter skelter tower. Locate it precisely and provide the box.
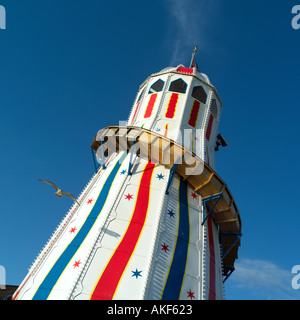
[14,50,242,300]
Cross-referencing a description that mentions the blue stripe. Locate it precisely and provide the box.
[32,153,126,300]
[162,179,190,300]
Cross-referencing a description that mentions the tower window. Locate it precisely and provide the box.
[148,79,165,94]
[191,86,207,104]
[169,78,187,94]
[137,88,145,103]
[210,99,218,118]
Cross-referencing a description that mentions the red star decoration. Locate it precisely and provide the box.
[191,192,198,199]
[69,227,77,234]
[72,260,81,268]
[125,193,134,201]
[187,289,195,300]
[161,242,169,253]
[87,198,94,204]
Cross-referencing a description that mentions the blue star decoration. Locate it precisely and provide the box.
[167,209,175,218]
[156,173,165,180]
[131,269,142,279]
[120,169,127,175]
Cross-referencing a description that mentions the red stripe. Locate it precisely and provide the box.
[165,93,179,119]
[90,162,155,300]
[13,275,31,300]
[144,94,157,118]
[206,114,214,141]
[177,67,193,74]
[207,216,216,300]
[188,100,200,127]
[130,102,140,125]
[164,123,169,137]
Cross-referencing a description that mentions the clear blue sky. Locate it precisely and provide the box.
[1,0,300,300]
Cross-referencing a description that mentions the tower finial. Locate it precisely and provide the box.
[189,46,200,72]
[189,46,198,68]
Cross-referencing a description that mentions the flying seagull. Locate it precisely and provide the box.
[39,179,79,205]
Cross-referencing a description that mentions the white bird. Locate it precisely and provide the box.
[39,179,79,205]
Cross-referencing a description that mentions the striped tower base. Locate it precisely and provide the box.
[13,151,224,300]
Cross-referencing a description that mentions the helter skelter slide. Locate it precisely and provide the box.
[13,51,242,300]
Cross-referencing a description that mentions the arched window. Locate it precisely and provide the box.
[148,79,165,94]
[169,78,187,94]
[191,86,207,104]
